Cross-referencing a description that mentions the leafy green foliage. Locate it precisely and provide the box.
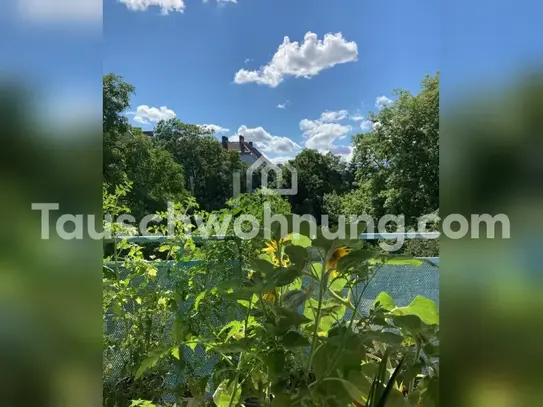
[347,73,439,227]
[213,380,242,407]
[154,118,247,212]
[137,224,439,407]
[119,129,188,220]
[103,185,177,407]
[107,219,440,406]
[102,71,440,406]
[282,149,352,220]
[103,75,188,220]
[103,73,135,136]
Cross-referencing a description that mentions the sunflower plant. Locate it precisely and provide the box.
[129,215,439,407]
[202,223,439,407]
[103,182,177,406]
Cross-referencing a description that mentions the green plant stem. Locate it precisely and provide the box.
[265,366,271,401]
[408,339,423,394]
[322,283,367,379]
[303,270,365,320]
[277,238,283,307]
[113,236,132,357]
[227,294,253,407]
[310,263,384,390]
[258,293,271,326]
[305,262,325,377]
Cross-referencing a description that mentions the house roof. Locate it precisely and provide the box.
[137,128,271,165]
[222,136,268,161]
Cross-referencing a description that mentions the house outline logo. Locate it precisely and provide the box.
[232,156,297,197]
[247,156,298,196]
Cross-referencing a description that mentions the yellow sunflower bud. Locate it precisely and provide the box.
[326,247,350,272]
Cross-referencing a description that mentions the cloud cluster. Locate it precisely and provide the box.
[298,108,382,161]
[299,113,352,151]
[231,125,300,153]
[319,109,348,122]
[351,95,392,131]
[350,113,363,121]
[329,145,354,162]
[360,119,373,132]
[131,105,177,125]
[234,32,358,87]
[120,0,236,14]
[375,95,393,110]
[277,101,289,109]
[269,155,295,165]
[200,124,230,134]
[120,0,186,14]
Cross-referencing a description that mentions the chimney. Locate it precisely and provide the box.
[221,136,228,150]
[239,135,245,153]
[248,141,253,147]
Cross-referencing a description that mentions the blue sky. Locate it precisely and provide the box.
[104,0,440,163]
[2,0,542,146]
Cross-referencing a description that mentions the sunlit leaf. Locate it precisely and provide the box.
[288,233,312,248]
[390,295,439,325]
[193,290,206,310]
[373,292,396,311]
[213,380,241,407]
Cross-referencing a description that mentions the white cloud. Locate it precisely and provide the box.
[234,32,358,87]
[350,113,363,121]
[300,118,352,150]
[360,120,373,132]
[200,124,230,134]
[277,101,289,109]
[231,125,301,153]
[119,0,185,14]
[270,155,295,165]
[375,95,393,110]
[320,109,348,122]
[244,58,252,64]
[130,105,177,125]
[330,145,354,162]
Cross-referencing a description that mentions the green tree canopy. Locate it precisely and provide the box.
[120,128,187,220]
[102,74,187,219]
[103,73,135,135]
[103,73,136,184]
[153,118,246,211]
[346,72,439,225]
[283,149,351,220]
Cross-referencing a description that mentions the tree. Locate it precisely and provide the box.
[103,73,136,185]
[120,129,188,220]
[348,72,439,226]
[153,118,246,211]
[282,149,351,220]
[102,74,187,219]
[103,73,135,135]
